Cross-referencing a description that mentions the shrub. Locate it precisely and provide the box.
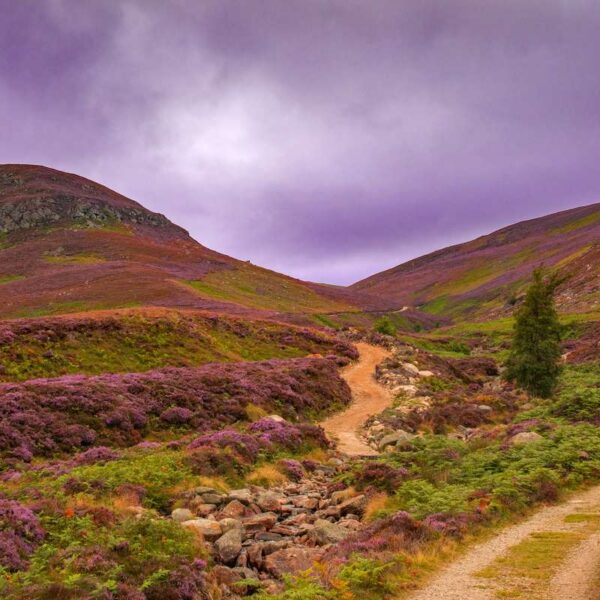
[374,317,396,336]
[0,499,45,571]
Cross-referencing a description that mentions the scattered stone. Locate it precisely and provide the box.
[264,547,323,578]
[215,527,243,564]
[378,431,414,450]
[219,500,247,519]
[181,518,223,541]
[510,431,543,446]
[338,494,368,516]
[219,518,243,533]
[310,519,351,545]
[171,508,194,523]
[402,362,420,375]
[228,488,253,504]
[257,492,283,512]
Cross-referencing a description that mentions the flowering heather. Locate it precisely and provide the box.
[278,459,305,481]
[189,430,263,461]
[422,512,479,538]
[72,446,120,465]
[331,511,431,559]
[0,357,350,463]
[354,462,408,493]
[0,499,45,571]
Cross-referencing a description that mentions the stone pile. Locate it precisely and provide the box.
[171,468,370,594]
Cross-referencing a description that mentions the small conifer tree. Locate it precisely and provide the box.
[506,268,563,398]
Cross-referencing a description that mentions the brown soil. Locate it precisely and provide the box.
[320,342,392,456]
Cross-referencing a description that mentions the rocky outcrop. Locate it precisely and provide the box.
[0,196,182,235]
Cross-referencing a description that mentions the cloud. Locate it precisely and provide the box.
[1,0,599,283]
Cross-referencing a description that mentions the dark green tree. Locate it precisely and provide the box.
[506,268,563,398]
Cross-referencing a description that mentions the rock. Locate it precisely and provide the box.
[202,492,225,505]
[510,431,543,446]
[192,503,217,518]
[264,547,323,578]
[194,486,218,495]
[339,518,362,531]
[171,508,194,523]
[243,512,278,534]
[291,496,319,510]
[181,518,223,541]
[310,519,351,545]
[233,567,257,580]
[402,362,420,375]
[219,518,243,533]
[394,384,418,396]
[257,492,283,512]
[477,404,494,413]
[219,500,247,519]
[378,431,414,450]
[215,527,243,564]
[418,370,435,377]
[266,415,286,423]
[338,494,368,516]
[212,565,240,586]
[228,488,253,504]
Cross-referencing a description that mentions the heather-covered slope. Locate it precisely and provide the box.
[0,309,357,382]
[0,165,355,319]
[352,203,600,319]
[0,356,351,464]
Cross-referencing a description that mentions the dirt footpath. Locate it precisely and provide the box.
[320,342,392,456]
[408,485,600,600]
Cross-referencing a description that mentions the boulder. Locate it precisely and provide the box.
[171,508,194,523]
[219,518,243,533]
[219,500,247,519]
[310,519,351,545]
[338,494,368,516]
[264,547,323,578]
[215,527,243,564]
[243,512,278,534]
[402,362,420,375]
[510,431,543,446]
[257,492,283,512]
[266,415,286,423]
[378,431,414,450]
[228,488,253,504]
[181,518,223,541]
[202,492,225,505]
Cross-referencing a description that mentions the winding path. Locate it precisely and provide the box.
[320,342,392,456]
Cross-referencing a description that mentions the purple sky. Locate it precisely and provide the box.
[1,1,600,284]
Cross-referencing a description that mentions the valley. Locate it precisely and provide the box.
[0,166,598,600]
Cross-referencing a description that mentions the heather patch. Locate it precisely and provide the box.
[0,312,357,382]
[0,357,350,464]
[0,500,45,572]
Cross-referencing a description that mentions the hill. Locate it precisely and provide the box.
[352,203,600,319]
[0,164,357,319]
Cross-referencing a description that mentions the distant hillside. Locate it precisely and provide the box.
[0,165,356,319]
[352,203,600,319]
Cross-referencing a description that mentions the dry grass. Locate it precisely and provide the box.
[363,492,390,522]
[246,464,288,487]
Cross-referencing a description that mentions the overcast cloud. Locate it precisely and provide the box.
[1,0,599,283]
